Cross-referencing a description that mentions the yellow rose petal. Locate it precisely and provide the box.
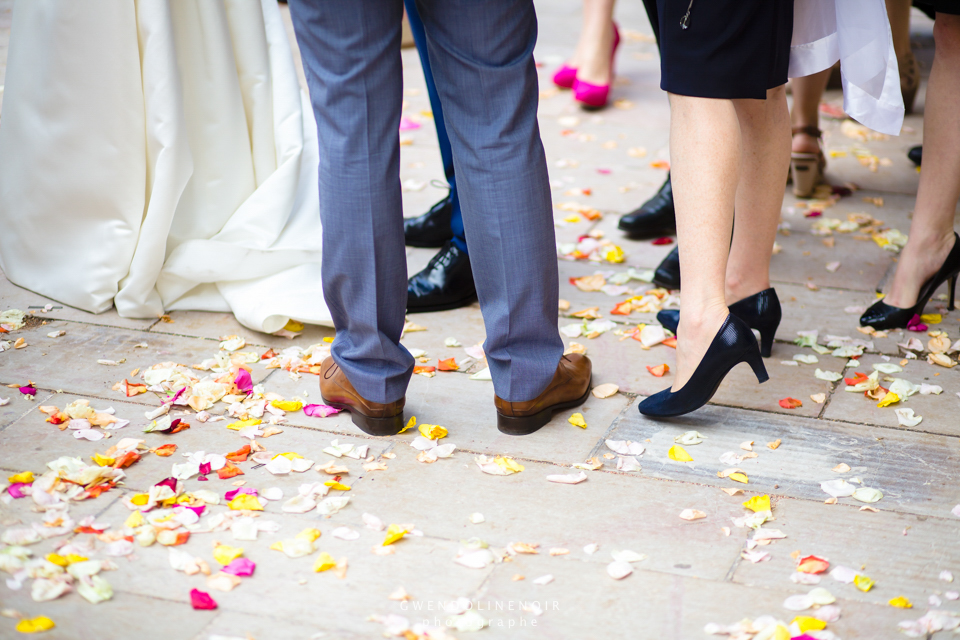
[728,472,749,484]
[7,471,34,484]
[383,524,408,546]
[791,616,827,632]
[226,418,262,431]
[876,392,899,408]
[213,544,244,566]
[296,528,322,543]
[742,495,770,513]
[228,494,263,511]
[568,413,587,429]
[124,511,144,529]
[418,423,448,439]
[399,417,416,434]
[90,453,115,467]
[16,616,56,633]
[313,552,337,572]
[888,596,912,608]
[668,445,693,462]
[270,400,303,412]
[854,574,875,592]
[496,456,524,473]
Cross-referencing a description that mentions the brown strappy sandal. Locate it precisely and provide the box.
[790,126,826,199]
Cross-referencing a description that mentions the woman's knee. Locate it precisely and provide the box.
[934,14,960,59]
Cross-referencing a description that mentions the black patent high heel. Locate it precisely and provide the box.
[638,314,768,418]
[860,232,960,330]
[656,288,782,358]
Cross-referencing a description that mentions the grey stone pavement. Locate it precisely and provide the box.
[1,2,959,639]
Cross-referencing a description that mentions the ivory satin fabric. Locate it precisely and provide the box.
[0,0,332,333]
[791,0,905,136]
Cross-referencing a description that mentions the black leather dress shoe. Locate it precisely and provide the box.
[407,241,477,313]
[618,174,676,238]
[908,146,922,167]
[404,194,455,248]
[653,246,680,290]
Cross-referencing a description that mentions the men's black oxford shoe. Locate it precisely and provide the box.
[653,246,681,290]
[407,241,478,313]
[404,194,455,248]
[618,174,676,238]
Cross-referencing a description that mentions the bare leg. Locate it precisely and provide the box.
[566,0,616,85]
[727,86,792,304]
[885,15,960,309]
[887,0,919,110]
[789,70,831,155]
[886,0,912,62]
[669,94,740,391]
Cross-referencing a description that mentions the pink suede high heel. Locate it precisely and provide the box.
[573,23,620,110]
[552,64,578,90]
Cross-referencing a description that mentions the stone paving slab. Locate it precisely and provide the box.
[90,497,492,634]
[607,402,960,519]
[462,559,914,639]
[342,451,749,583]
[0,590,215,640]
[272,366,631,466]
[0,392,51,430]
[821,353,960,436]
[732,496,960,610]
[0,322,274,406]
[197,611,363,640]
[0,272,158,331]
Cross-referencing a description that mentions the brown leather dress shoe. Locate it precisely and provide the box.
[494,354,592,435]
[319,358,405,436]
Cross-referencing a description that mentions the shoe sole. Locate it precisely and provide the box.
[321,400,404,436]
[652,276,680,290]
[618,227,677,239]
[406,294,478,314]
[404,239,452,249]
[496,386,591,436]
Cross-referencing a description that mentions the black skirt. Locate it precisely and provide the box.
[914,0,960,16]
[656,0,795,100]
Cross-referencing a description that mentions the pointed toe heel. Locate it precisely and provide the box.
[657,309,680,334]
[637,314,766,418]
[860,232,960,330]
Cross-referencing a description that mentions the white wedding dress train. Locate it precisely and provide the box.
[0,0,332,333]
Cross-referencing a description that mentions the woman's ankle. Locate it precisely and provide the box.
[791,132,820,155]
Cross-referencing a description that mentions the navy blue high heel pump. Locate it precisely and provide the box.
[638,314,768,417]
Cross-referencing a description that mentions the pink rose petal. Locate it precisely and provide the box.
[304,404,342,418]
[399,116,421,131]
[224,487,257,502]
[7,483,30,499]
[222,558,256,577]
[190,588,218,610]
[234,369,252,394]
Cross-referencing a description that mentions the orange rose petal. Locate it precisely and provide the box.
[646,364,669,377]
